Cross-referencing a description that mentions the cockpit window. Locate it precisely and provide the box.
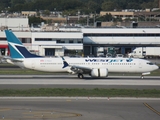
[147,62,154,65]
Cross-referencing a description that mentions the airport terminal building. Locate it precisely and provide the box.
[1,27,160,57]
[0,18,160,57]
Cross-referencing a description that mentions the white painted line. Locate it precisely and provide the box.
[0,97,160,100]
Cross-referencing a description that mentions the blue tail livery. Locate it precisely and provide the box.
[61,57,69,68]
[5,30,42,58]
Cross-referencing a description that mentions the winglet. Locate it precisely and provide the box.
[61,57,69,68]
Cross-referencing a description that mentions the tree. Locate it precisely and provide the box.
[0,0,158,14]
[96,13,113,22]
[10,0,25,7]
[141,2,153,9]
[101,1,117,11]
[42,10,50,16]
[126,2,141,9]
[0,0,11,11]
[61,0,83,10]
[28,16,46,26]
[153,0,159,8]
[86,1,98,13]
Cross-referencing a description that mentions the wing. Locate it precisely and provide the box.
[70,65,92,74]
[61,57,92,74]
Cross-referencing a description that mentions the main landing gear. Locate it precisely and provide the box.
[78,73,84,79]
[141,75,144,79]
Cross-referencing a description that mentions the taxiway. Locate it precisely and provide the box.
[0,75,160,89]
[0,75,160,120]
[0,97,160,120]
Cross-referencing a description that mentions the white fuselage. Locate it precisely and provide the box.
[13,57,158,74]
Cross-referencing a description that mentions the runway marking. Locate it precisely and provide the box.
[0,118,13,120]
[143,103,160,116]
[0,109,12,120]
[0,108,82,119]
[0,108,11,112]
[23,110,82,119]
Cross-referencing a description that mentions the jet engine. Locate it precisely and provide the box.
[90,68,108,77]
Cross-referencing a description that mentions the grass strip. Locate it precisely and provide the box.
[0,69,55,75]
[0,88,160,97]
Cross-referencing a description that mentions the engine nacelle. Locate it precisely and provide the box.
[91,68,108,77]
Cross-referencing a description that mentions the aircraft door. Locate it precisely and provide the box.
[31,60,35,69]
[139,62,142,68]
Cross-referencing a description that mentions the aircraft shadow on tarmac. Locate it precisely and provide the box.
[83,77,160,80]
[32,76,160,81]
[1,75,159,80]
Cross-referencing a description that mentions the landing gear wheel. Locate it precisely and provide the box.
[78,73,84,79]
[141,76,144,79]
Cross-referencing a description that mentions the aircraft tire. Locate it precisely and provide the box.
[78,73,84,79]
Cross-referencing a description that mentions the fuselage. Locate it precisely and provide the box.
[5,30,159,78]
[13,57,159,74]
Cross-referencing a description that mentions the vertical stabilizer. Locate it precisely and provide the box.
[5,30,42,58]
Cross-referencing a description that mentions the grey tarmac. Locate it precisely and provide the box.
[0,97,160,120]
[0,75,160,89]
[0,75,160,120]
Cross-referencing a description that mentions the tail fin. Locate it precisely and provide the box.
[5,30,42,58]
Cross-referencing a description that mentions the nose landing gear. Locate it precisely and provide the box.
[141,72,150,79]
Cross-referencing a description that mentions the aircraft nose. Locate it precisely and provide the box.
[154,65,159,70]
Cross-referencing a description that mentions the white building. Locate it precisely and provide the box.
[0,31,83,56]
[0,18,30,31]
[81,28,160,56]
[31,32,83,56]
[0,17,160,57]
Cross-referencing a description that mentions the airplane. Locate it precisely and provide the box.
[4,30,159,79]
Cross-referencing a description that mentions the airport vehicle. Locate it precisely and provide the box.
[97,47,104,57]
[128,47,160,58]
[4,30,159,79]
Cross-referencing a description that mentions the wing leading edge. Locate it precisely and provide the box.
[61,57,92,74]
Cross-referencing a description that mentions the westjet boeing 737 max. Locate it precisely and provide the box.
[4,30,159,79]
